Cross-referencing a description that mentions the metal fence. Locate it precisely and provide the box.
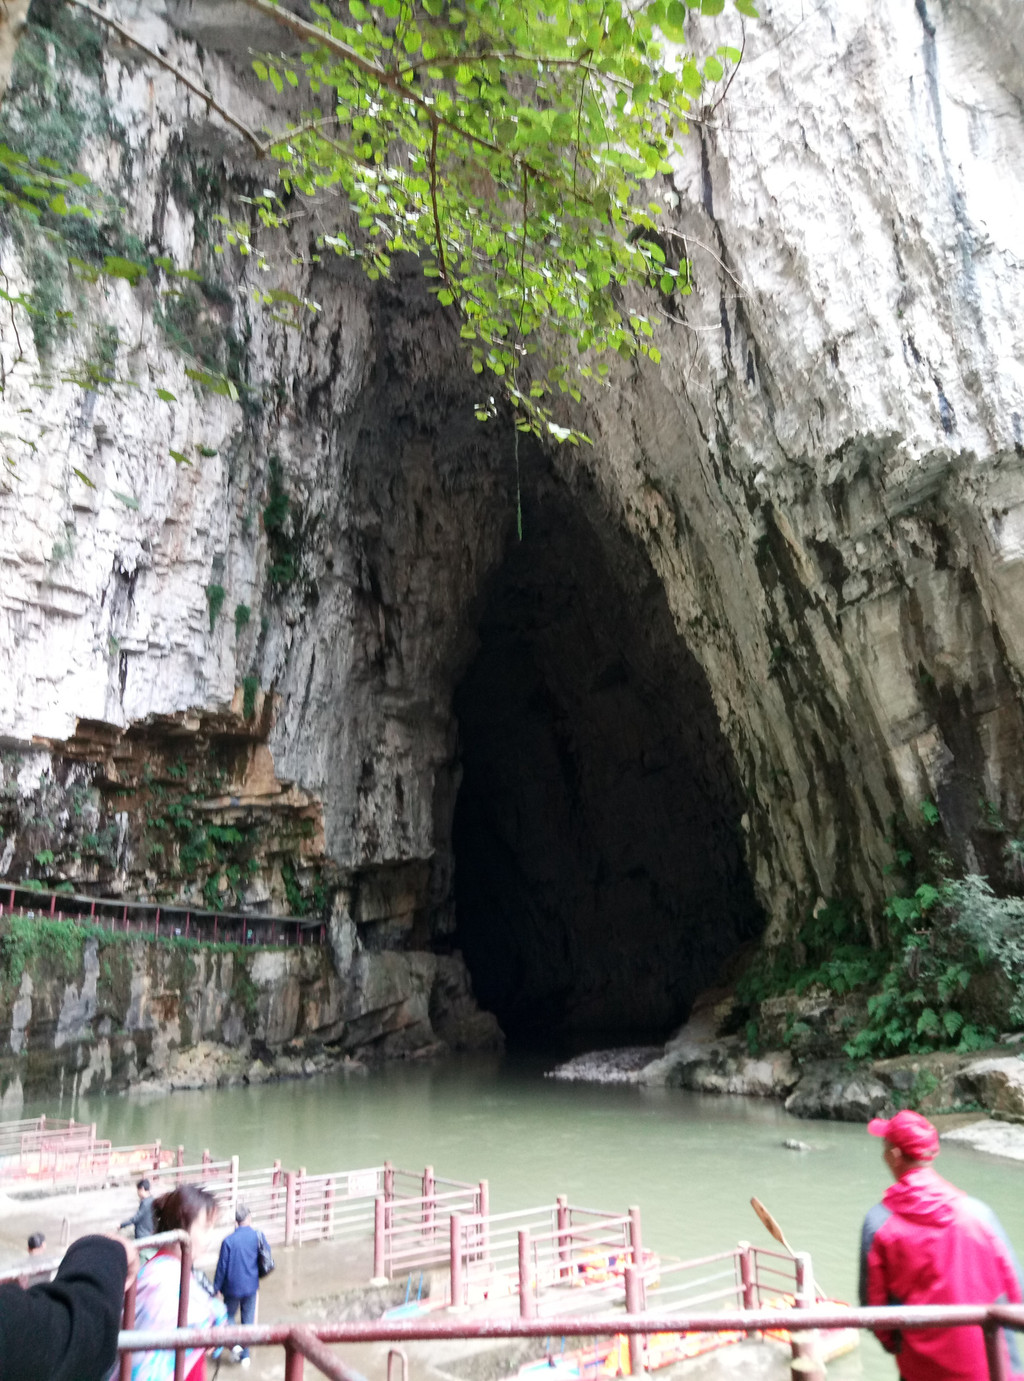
[373,1167,488,1280]
[0,1125,234,1197]
[8,1233,1024,1381]
[446,1198,644,1317]
[0,1115,78,1155]
[113,1303,1024,1381]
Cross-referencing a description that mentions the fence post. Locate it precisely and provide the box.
[478,1179,490,1265]
[177,1145,184,1169]
[297,1167,307,1246]
[230,1155,240,1221]
[272,1159,282,1219]
[119,1277,136,1381]
[423,1165,434,1240]
[202,1149,211,1178]
[628,1205,643,1269]
[450,1212,464,1308]
[285,1171,297,1248]
[174,1238,192,1381]
[284,1337,305,1381]
[984,1320,1009,1381]
[624,1263,645,1377]
[153,1139,162,1170]
[324,1176,335,1241]
[384,1160,394,1228]
[790,1251,824,1381]
[557,1195,570,1279]
[738,1241,756,1312]
[518,1228,535,1320]
[372,1196,387,1283]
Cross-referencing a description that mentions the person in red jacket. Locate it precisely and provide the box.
[860,1109,1023,1380]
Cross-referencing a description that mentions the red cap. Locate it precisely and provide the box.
[867,1109,940,1161]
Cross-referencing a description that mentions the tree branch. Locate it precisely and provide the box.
[238,0,569,199]
[70,0,268,155]
[427,116,451,294]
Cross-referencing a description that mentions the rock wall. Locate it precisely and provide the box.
[578,0,1024,936]
[0,922,501,1110]
[1,0,1024,1043]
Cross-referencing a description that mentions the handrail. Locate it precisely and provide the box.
[117,1305,1024,1381]
[0,884,325,948]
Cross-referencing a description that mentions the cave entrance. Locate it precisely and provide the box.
[451,482,764,1050]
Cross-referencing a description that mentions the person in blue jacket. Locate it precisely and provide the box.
[213,1204,261,1367]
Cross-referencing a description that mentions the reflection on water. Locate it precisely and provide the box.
[16,1054,1024,1380]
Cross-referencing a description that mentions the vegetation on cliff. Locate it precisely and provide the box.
[740,809,1024,1065]
[0,0,757,452]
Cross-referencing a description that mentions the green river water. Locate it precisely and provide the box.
[13,1054,1024,1379]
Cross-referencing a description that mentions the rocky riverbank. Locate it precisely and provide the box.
[547,991,1024,1152]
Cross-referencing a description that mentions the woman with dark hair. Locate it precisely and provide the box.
[130,1185,227,1381]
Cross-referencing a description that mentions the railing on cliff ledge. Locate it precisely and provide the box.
[0,883,326,947]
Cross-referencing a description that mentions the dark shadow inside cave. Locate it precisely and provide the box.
[451,479,764,1049]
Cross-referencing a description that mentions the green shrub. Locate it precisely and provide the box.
[206,583,226,631]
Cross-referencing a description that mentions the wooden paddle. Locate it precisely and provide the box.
[750,1196,795,1254]
[750,1196,825,1301]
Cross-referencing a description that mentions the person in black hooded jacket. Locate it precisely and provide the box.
[0,1234,138,1381]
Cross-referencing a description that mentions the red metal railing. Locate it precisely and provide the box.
[0,1115,78,1154]
[11,1233,1021,1381]
[436,1196,646,1317]
[225,1161,456,1250]
[0,1126,233,1196]
[0,885,326,948]
[373,1173,487,1280]
[116,1305,1024,1381]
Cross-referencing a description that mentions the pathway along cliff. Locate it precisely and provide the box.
[3,0,1024,1092]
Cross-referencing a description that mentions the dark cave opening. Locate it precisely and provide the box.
[451,485,764,1049]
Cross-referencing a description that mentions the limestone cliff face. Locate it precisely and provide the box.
[584,0,1024,937]
[0,926,500,1109]
[1,0,1023,1043]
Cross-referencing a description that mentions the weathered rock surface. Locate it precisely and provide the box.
[0,929,500,1109]
[783,1063,891,1123]
[546,1048,665,1085]
[954,1056,1024,1121]
[637,992,799,1097]
[2,0,1024,1048]
[941,1119,1024,1160]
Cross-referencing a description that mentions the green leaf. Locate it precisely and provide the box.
[169,449,192,466]
[185,367,240,402]
[734,0,759,14]
[112,490,139,510]
[72,468,96,489]
[156,388,177,402]
[102,255,147,286]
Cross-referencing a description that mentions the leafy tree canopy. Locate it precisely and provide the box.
[0,0,755,452]
[230,0,756,443]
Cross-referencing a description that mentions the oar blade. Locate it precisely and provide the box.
[750,1195,791,1252]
